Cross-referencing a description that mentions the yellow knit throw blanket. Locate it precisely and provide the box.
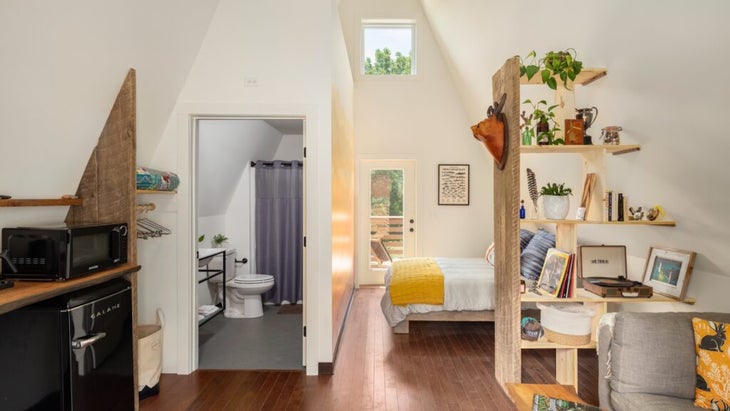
[389,257,444,306]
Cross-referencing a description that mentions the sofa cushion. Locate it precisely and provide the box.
[692,318,730,410]
[610,392,700,411]
[609,312,730,399]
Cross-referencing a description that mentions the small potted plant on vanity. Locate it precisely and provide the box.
[211,233,228,248]
[523,99,562,145]
[540,182,572,220]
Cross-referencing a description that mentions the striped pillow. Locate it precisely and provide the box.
[520,229,535,253]
[520,230,555,281]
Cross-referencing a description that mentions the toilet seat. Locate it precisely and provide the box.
[231,274,274,285]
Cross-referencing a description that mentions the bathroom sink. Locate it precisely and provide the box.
[197,248,225,267]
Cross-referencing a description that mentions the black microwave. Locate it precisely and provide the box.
[1,223,128,281]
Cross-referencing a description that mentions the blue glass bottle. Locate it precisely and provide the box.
[519,200,526,219]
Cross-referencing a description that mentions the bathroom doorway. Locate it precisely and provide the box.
[194,117,305,370]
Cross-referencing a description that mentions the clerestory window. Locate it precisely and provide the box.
[361,20,416,76]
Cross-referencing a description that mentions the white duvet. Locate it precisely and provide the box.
[380,257,496,327]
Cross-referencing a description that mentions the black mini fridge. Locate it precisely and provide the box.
[0,278,134,410]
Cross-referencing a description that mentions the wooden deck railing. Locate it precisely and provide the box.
[370,216,403,267]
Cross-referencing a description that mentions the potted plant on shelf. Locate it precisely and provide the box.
[540,182,572,220]
[519,49,583,90]
[523,99,562,145]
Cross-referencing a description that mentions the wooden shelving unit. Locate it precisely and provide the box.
[519,68,607,86]
[522,218,675,226]
[137,189,177,194]
[521,287,695,304]
[0,198,83,207]
[520,144,640,155]
[489,57,688,394]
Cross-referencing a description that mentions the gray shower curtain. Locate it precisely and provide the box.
[255,160,303,305]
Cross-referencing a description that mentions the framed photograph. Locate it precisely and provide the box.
[641,246,696,300]
[438,164,470,205]
[537,248,571,297]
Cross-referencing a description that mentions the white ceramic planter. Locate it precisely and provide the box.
[542,195,570,220]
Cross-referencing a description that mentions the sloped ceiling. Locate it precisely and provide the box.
[197,119,285,217]
[0,0,220,210]
[420,0,521,122]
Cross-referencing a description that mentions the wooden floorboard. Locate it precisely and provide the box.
[141,287,599,410]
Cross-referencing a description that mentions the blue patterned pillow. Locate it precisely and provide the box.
[520,230,555,281]
[520,229,535,253]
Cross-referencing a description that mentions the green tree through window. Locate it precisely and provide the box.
[370,170,403,216]
[364,48,412,75]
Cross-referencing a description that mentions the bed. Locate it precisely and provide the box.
[380,257,496,333]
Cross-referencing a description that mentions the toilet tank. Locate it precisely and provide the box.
[208,249,237,280]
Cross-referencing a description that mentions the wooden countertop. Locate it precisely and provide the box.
[0,264,141,315]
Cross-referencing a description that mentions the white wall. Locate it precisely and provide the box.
[0,0,219,229]
[274,135,305,160]
[339,0,491,267]
[197,119,282,218]
[422,0,730,313]
[140,0,334,374]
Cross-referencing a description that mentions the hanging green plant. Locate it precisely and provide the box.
[519,49,583,90]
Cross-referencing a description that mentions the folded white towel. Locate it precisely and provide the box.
[198,305,219,315]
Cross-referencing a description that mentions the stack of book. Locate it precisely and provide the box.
[536,248,576,298]
[603,190,628,222]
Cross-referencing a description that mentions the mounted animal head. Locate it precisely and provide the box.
[471,93,508,170]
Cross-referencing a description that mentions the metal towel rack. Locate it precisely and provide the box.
[136,203,172,239]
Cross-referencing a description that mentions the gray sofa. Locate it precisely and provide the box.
[597,311,730,411]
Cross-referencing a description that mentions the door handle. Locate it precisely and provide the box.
[409,228,414,232]
[409,219,415,224]
[72,332,107,349]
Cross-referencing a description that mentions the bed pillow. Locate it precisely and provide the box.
[692,317,730,410]
[520,230,555,281]
[485,242,496,266]
[520,229,535,253]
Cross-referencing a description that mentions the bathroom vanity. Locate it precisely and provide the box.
[197,248,227,325]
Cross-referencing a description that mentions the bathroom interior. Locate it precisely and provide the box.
[196,118,304,370]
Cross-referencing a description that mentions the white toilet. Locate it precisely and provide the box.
[207,249,275,319]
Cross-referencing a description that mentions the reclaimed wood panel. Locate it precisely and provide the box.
[492,56,522,387]
[65,68,139,410]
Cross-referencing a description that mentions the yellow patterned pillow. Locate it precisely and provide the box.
[693,317,730,410]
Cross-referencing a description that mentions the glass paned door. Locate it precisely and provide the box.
[359,160,416,285]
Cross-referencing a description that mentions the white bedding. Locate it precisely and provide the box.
[380,257,496,327]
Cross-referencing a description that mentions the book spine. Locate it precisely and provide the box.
[617,193,624,221]
[607,190,613,221]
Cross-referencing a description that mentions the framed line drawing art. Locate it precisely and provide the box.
[642,246,696,301]
[438,164,470,205]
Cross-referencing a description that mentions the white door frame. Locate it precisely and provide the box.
[357,159,417,286]
[175,102,322,376]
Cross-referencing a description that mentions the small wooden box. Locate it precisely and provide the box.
[564,119,584,145]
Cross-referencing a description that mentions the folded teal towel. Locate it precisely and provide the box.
[136,167,180,191]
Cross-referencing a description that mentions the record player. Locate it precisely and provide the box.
[578,245,653,298]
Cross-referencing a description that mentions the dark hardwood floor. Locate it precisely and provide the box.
[140,287,598,410]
